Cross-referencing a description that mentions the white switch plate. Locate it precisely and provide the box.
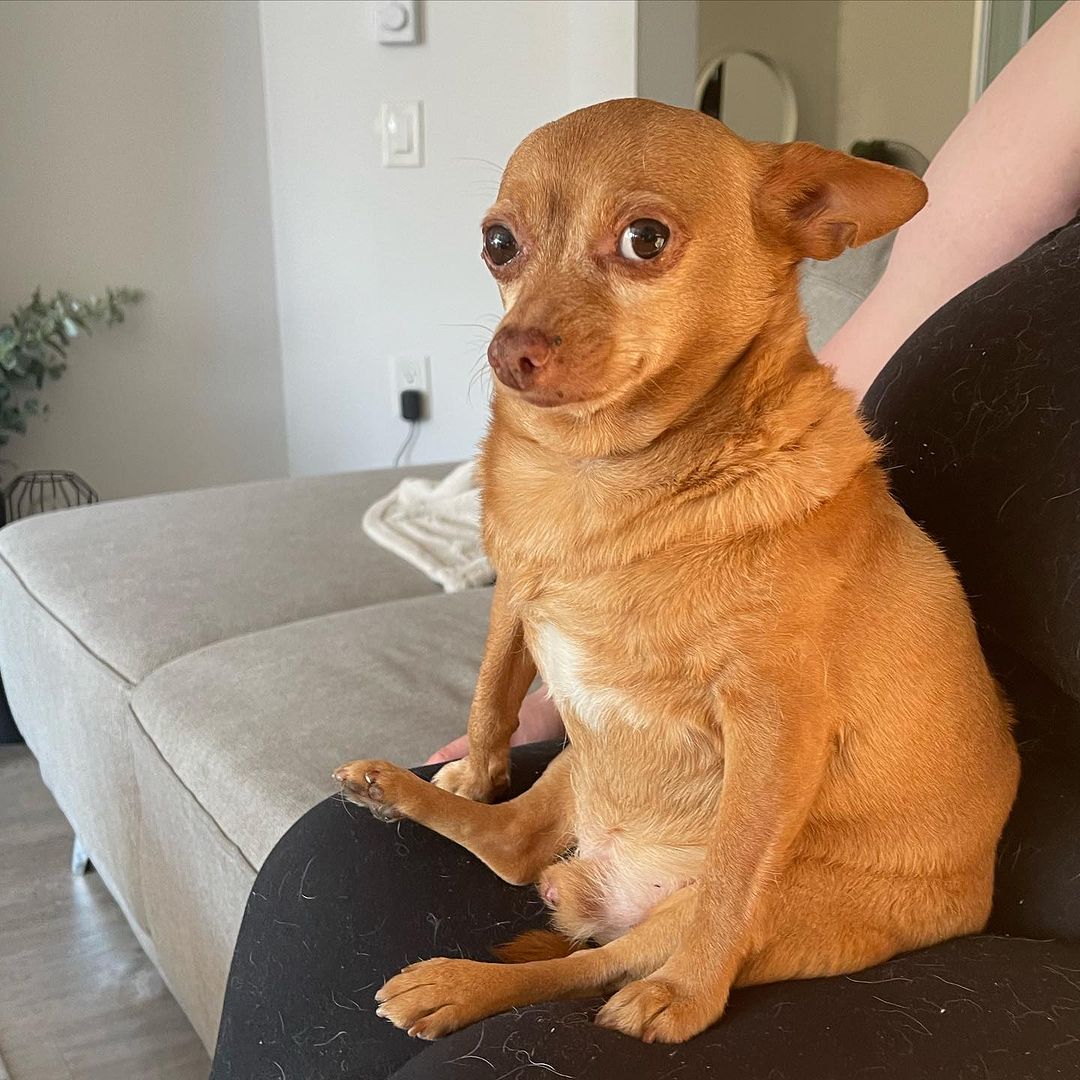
[374,0,419,44]
[391,355,430,416]
[381,101,423,167]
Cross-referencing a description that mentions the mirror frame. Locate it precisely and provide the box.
[695,51,799,144]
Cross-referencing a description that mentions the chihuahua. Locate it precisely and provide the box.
[335,99,1019,1044]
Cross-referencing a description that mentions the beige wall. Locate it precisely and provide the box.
[0,0,287,500]
[836,0,975,159]
[699,0,975,158]
[698,0,841,146]
[638,0,700,109]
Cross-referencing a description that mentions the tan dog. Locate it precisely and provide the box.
[335,99,1019,1045]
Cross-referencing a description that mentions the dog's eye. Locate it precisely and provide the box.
[619,219,670,262]
[484,225,519,267]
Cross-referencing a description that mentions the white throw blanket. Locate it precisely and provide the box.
[363,461,493,592]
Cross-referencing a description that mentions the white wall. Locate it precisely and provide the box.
[0,0,691,491]
[0,0,287,500]
[260,0,639,476]
[836,0,974,159]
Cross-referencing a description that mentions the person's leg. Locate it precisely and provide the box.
[210,743,560,1080]
[385,935,1080,1080]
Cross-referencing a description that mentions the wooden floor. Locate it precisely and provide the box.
[0,745,209,1079]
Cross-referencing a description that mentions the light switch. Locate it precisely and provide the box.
[381,101,423,167]
[374,1,419,45]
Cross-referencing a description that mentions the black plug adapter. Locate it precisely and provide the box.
[400,388,423,421]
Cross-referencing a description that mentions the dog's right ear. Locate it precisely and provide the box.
[756,141,927,262]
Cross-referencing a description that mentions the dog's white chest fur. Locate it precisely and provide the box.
[530,622,646,731]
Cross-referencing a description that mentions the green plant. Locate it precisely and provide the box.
[0,287,143,449]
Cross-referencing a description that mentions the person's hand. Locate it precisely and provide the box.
[424,687,565,765]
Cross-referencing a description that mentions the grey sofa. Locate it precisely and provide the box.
[0,240,890,1051]
[0,465,488,1049]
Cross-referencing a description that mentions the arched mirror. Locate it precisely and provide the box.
[697,52,798,143]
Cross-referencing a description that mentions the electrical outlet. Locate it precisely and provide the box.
[390,355,430,417]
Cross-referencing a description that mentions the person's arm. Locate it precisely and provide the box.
[823,0,1080,398]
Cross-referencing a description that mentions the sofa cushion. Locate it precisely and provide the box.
[129,588,493,869]
[0,465,450,684]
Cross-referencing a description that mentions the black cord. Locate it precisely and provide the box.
[392,420,419,468]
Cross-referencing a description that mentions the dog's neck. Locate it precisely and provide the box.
[482,290,880,564]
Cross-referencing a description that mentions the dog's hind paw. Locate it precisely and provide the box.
[596,976,725,1043]
[375,957,491,1039]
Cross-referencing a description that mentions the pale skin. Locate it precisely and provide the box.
[426,0,1080,765]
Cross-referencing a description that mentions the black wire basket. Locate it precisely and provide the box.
[0,470,99,743]
[3,469,99,523]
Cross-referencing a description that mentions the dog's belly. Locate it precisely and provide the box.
[555,755,720,944]
[584,834,705,940]
[545,833,706,944]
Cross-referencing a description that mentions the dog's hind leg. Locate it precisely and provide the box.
[734,854,993,988]
[375,886,695,1040]
[334,748,575,885]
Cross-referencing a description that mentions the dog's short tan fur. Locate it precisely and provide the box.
[336,100,1019,1044]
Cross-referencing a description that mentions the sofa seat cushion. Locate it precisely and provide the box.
[129,588,492,869]
[0,465,451,684]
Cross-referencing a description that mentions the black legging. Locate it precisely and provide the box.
[211,215,1080,1079]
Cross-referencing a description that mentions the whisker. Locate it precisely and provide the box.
[441,320,500,332]
[452,156,505,175]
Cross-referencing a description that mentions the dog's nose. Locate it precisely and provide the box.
[487,327,557,389]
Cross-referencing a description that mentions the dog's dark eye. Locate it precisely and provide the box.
[484,224,519,267]
[619,219,670,262]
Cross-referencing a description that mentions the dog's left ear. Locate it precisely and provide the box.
[756,141,928,262]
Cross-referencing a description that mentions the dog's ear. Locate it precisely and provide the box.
[756,141,927,261]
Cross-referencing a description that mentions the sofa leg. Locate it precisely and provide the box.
[71,836,93,876]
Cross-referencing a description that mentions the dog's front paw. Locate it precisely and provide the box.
[333,759,419,822]
[375,958,491,1039]
[431,756,507,802]
[596,975,726,1043]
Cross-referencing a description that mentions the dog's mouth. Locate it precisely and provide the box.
[488,352,570,408]
[489,348,621,411]
[496,378,600,411]
[495,377,574,409]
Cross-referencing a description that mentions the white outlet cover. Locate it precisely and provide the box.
[391,355,430,412]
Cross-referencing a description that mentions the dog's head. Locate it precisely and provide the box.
[482,99,926,413]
